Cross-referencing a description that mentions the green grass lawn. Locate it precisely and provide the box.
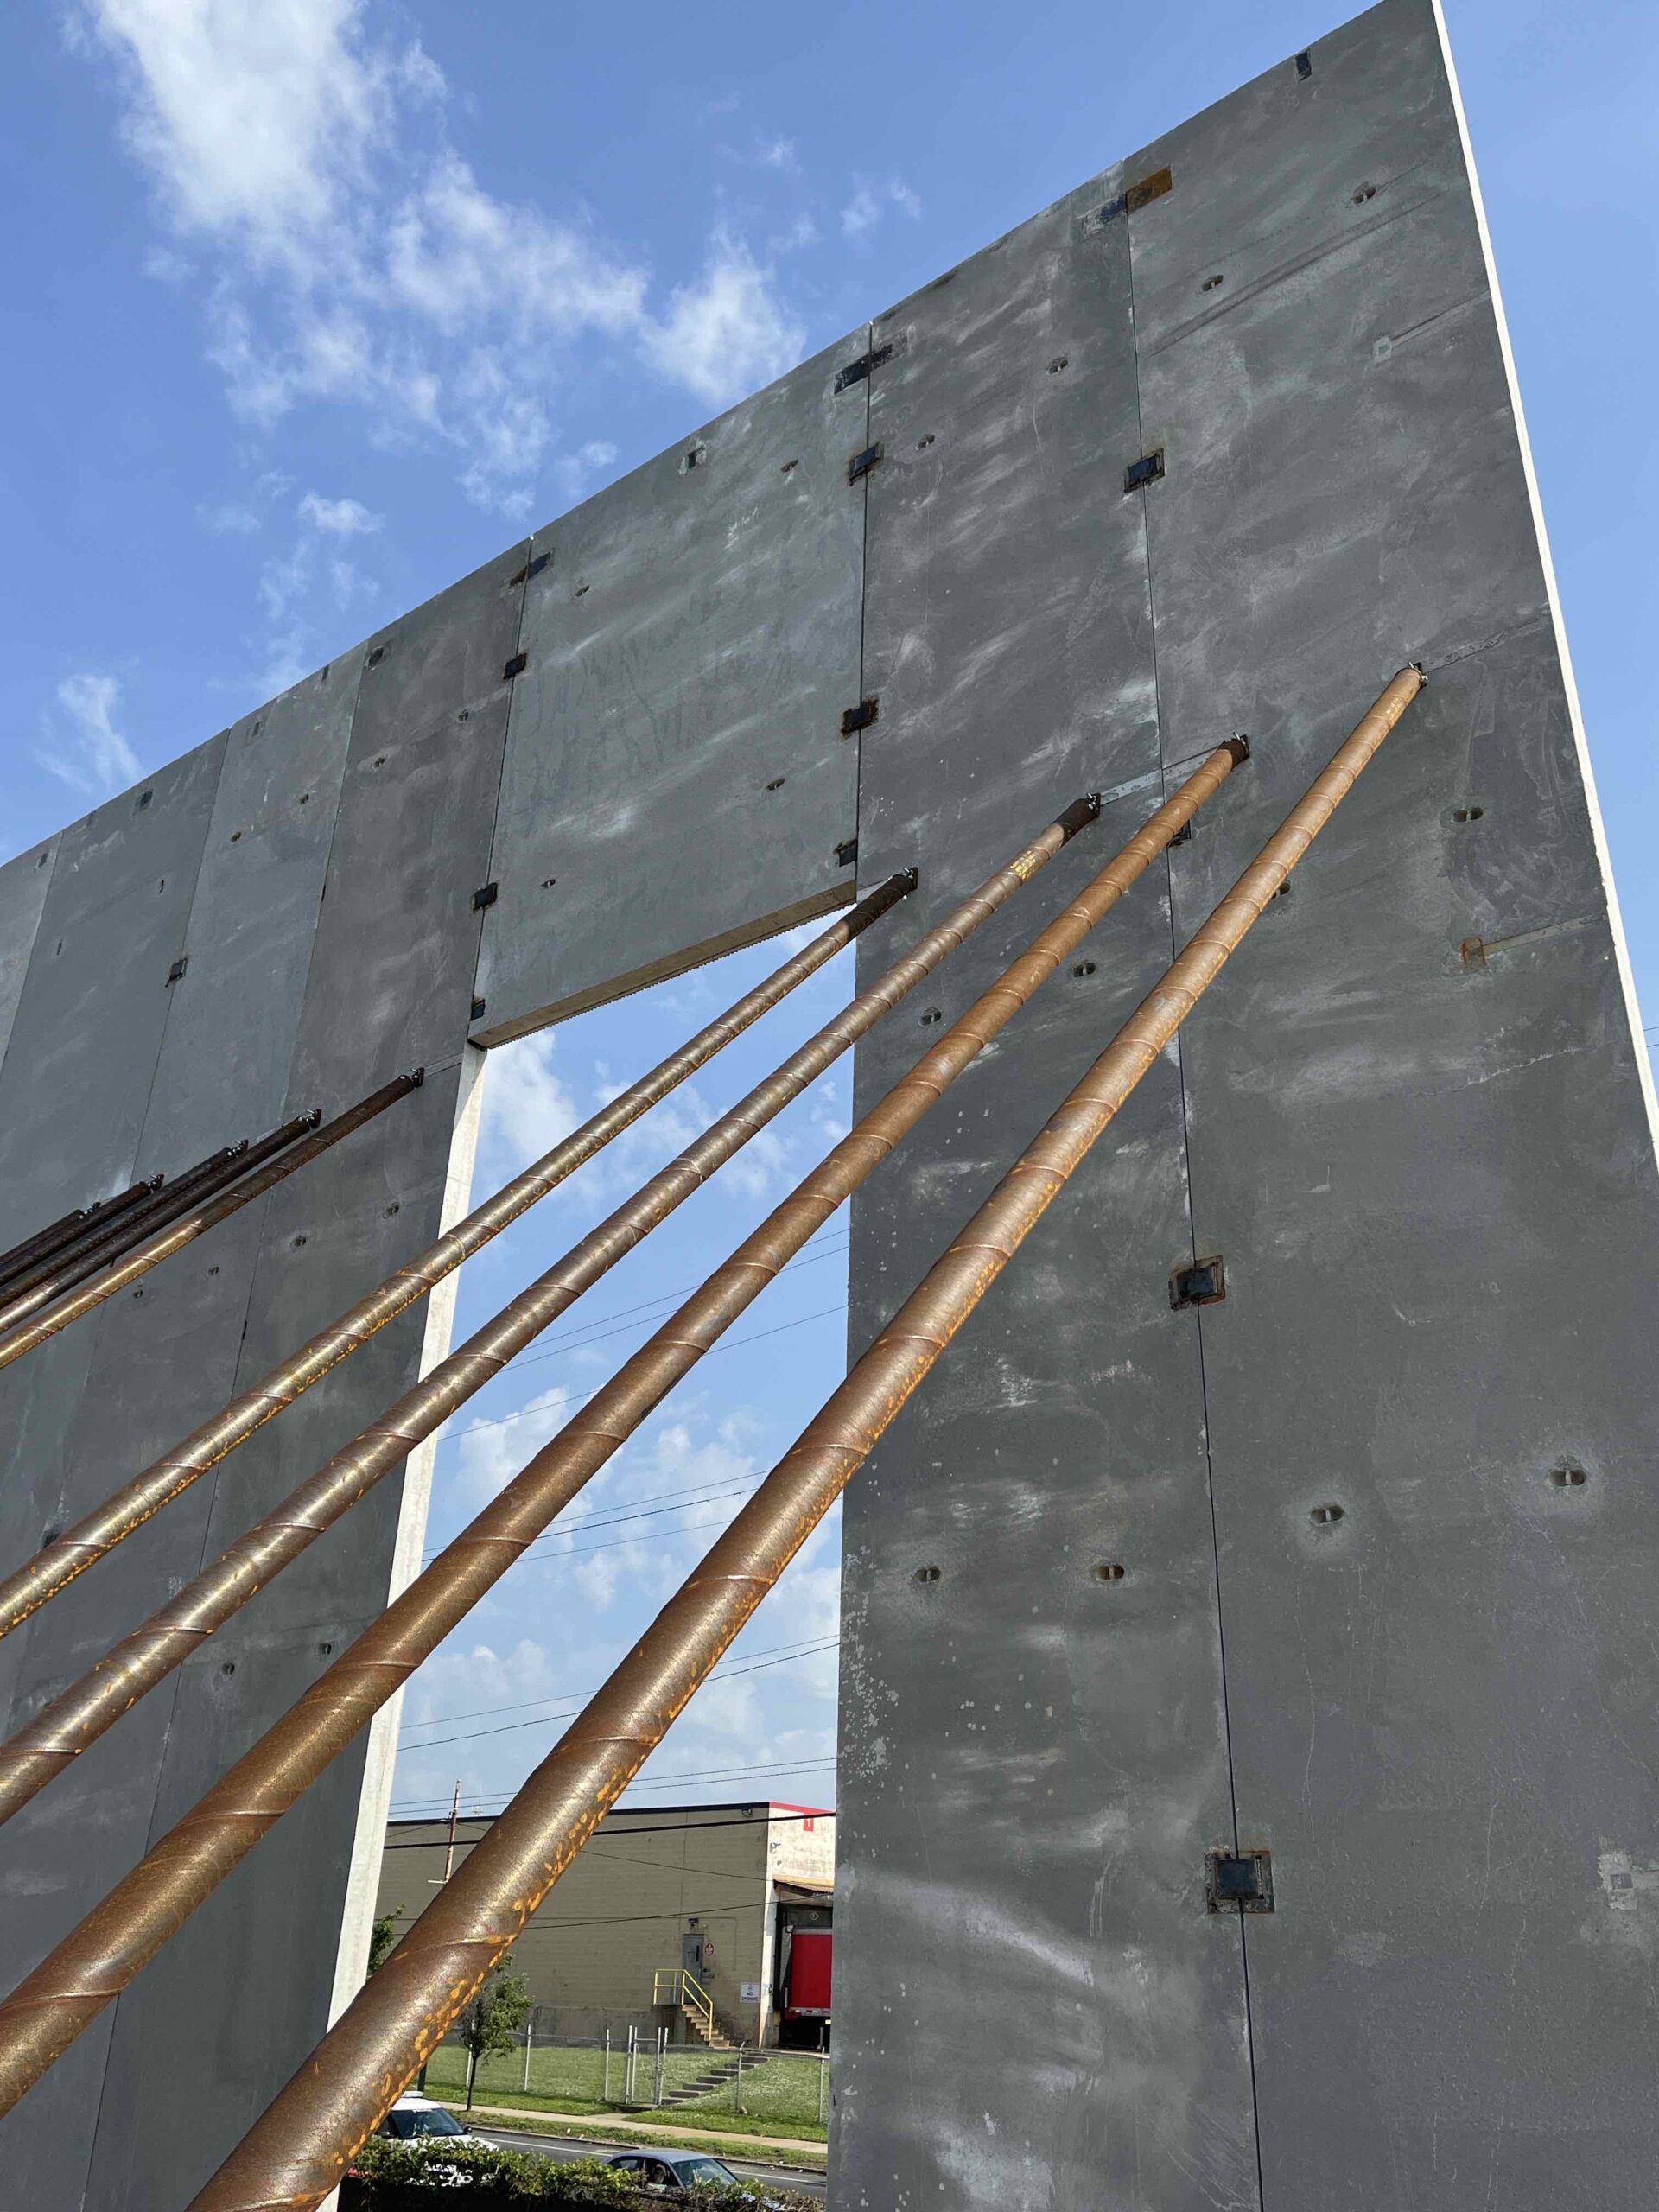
[423,2042,828,2140]
[434,2101,827,2167]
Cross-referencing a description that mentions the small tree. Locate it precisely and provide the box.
[365,1910,402,1978]
[458,1951,532,2109]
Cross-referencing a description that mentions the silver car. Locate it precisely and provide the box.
[607,2147,772,2199]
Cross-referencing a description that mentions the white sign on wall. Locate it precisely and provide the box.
[740,1982,761,2003]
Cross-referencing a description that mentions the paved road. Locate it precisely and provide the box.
[474,2126,826,2201]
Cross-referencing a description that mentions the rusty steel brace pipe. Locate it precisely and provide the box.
[0,1143,251,1332]
[0,887,911,1643]
[0,1121,317,1337]
[0,760,1235,1833]
[187,669,1423,2212]
[0,1176,162,1300]
[0,753,1243,2111]
[0,1077,423,1376]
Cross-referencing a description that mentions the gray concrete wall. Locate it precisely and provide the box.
[834,2,1659,2206]
[0,0,1652,2202]
[474,334,868,1042]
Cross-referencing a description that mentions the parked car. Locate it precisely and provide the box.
[607,2148,779,2200]
[375,2093,480,2147]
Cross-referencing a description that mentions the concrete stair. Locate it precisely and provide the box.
[663,2051,772,2107]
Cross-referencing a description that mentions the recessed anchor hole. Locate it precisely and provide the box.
[912,1565,941,1585]
[1309,1503,1344,1526]
[1091,1561,1126,1583]
[1549,1465,1587,1488]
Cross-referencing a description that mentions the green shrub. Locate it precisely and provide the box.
[341,2133,818,2209]
[346,2138,629,2201]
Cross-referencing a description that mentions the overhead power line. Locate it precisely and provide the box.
[416,1472,762,1567]
[381,1808,833,1849]
[401,1640,837,1753]
[389,1754,836,1821]
[403,1634,840,1734]
[427,1300,849,1451]
[486,1234,849,1383]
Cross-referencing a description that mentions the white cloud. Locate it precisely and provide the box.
[842,175,923,238]
[451,348,553,517]
[142,240,190,283]
[76,3,805,515]
[39,673,143,795]
[298,490,382,534]
[398,1635,563,1738]
[755,137,798,172]
[840,184,880,239]
[244,484,383,684]
[454,1384,573,1510]
[718,1122,796,1203]
[258,537,311,622]
[385,150,646,338]
[640,233,805,408]
[202,500,262,533]
[551,438,619,505]
[390,1387,842,1808]
[515,1409,764,1618]
[478,1029,581,1184]
[78,0,412,268]
[680,1669,761,1738]
[772,212,820,254]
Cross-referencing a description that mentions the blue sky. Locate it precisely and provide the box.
[2,0,1655,1820]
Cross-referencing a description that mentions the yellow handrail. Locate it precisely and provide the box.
[652,1968,715,2033]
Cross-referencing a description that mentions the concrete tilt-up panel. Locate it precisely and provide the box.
[836,3,1659,2206]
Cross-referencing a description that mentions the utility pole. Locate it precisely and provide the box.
[416,1783,462,2092]
[438,1781,461,1886]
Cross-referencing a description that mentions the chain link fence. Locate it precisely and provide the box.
[422,2020,829,2130]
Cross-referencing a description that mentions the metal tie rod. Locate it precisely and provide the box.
[0,1177,162,1300]
[190,670,1424,2210]
[0,1077,423,1376]
[0,886,911,1642]
[0,749,1243,2101]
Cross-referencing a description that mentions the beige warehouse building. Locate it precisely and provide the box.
[376,1800,834,2050]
